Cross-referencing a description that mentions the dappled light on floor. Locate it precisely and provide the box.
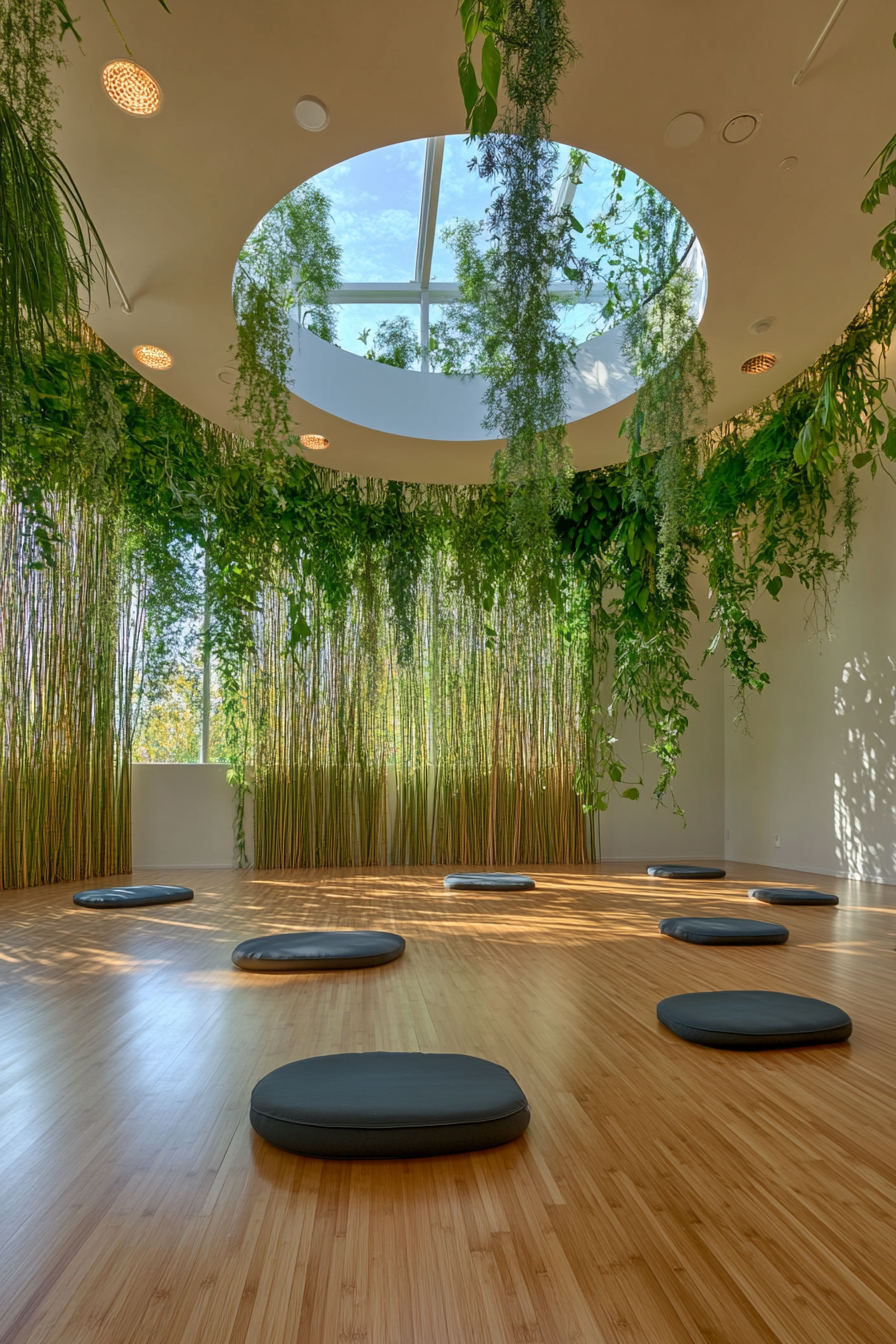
[0,859,892,1344]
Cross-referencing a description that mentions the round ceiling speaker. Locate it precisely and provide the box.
[722,113,760,144]
[294,97,329,132]
[779,156,799,172]
[102,60,162,117]
[300,434,330,450]
[749,317,776,336]
[134,345,173,370]
[741,353,777,375]
[663,112,705,148]
[217,366,239,385]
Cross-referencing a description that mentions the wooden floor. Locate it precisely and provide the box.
[0,861,893,1344]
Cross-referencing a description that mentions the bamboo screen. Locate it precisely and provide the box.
[249,563,597,868]
[0,495,143,890]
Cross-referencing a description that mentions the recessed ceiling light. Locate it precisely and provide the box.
[749,317,776,336]
[134,344,172,370]
[741,353,777,375]
[779,156,798,171]
[217,366,239,385]
[102,60,162,117]
[663,112,704,148]
[722,113,760,145]
[294,97,329,132]
[300,434,330,450]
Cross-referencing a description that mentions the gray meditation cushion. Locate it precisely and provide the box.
[647,864,726,879]
[444,872,535,891]
[232,930,405,972]
[657,990,852,1049]
[749,887,838,906]
[73,884,194,909]
[659,917,789,945]
[250,1051,531,1159]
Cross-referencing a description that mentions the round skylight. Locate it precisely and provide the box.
[235,135,706,442]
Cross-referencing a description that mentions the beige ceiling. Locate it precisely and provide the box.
[57,0,893,483]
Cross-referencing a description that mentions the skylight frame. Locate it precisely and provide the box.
[324,136,610,369]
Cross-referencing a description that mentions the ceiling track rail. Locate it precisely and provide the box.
[792,0,851,87]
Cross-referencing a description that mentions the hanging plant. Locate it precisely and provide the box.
[861,32,896,272]
[455,0,581,544]
[231,183,341,453]
[595,182,715,594]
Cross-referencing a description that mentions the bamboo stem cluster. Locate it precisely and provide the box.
[250,559,597,869]
[0,495,144,890]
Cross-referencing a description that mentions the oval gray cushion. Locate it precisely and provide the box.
[647,864,726,879]
[73,884,193,909]
[232,930,405,972]
[749,887,838,906]
[250,1052,531,1159]
[659,917,789,945]
[444,872,535,891]
[657,990,852,1049]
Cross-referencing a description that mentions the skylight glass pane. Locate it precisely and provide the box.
[313,139,427,281]
[429,137,496,282]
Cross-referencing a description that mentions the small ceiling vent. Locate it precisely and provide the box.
[722,113,759,144]
[741,353,777,375]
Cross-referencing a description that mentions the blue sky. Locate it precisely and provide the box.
[300,136,647,358]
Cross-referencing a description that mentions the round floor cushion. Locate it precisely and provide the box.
[73,884,194,909]
[444,873,535,891]
[657,990,852,1049]
[749,887,839,906]
[232,930,405,973]
[659,917,789,945]
[250,1052,531,1159]
[647,864,726,879]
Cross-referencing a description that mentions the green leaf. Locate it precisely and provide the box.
[457,52,480,118]
[480,33,501,101]
[852,451,873,467]
[766,576,783,599]
[469,91,498,136]
[621,787,640,800]
[568,212,584,234]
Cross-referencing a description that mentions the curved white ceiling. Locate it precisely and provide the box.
[57,0,893,483]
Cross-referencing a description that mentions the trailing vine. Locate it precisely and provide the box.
[231,184,341,453]
[456,0,581,543]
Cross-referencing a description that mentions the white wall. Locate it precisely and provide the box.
[724,478,896,883]
[131,764,254,868]
[598,616,726,861]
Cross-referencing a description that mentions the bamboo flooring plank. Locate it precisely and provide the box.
[0,860,893,1343]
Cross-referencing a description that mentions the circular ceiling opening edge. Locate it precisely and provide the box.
[283,240,706,444]
[237,133,708,445]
